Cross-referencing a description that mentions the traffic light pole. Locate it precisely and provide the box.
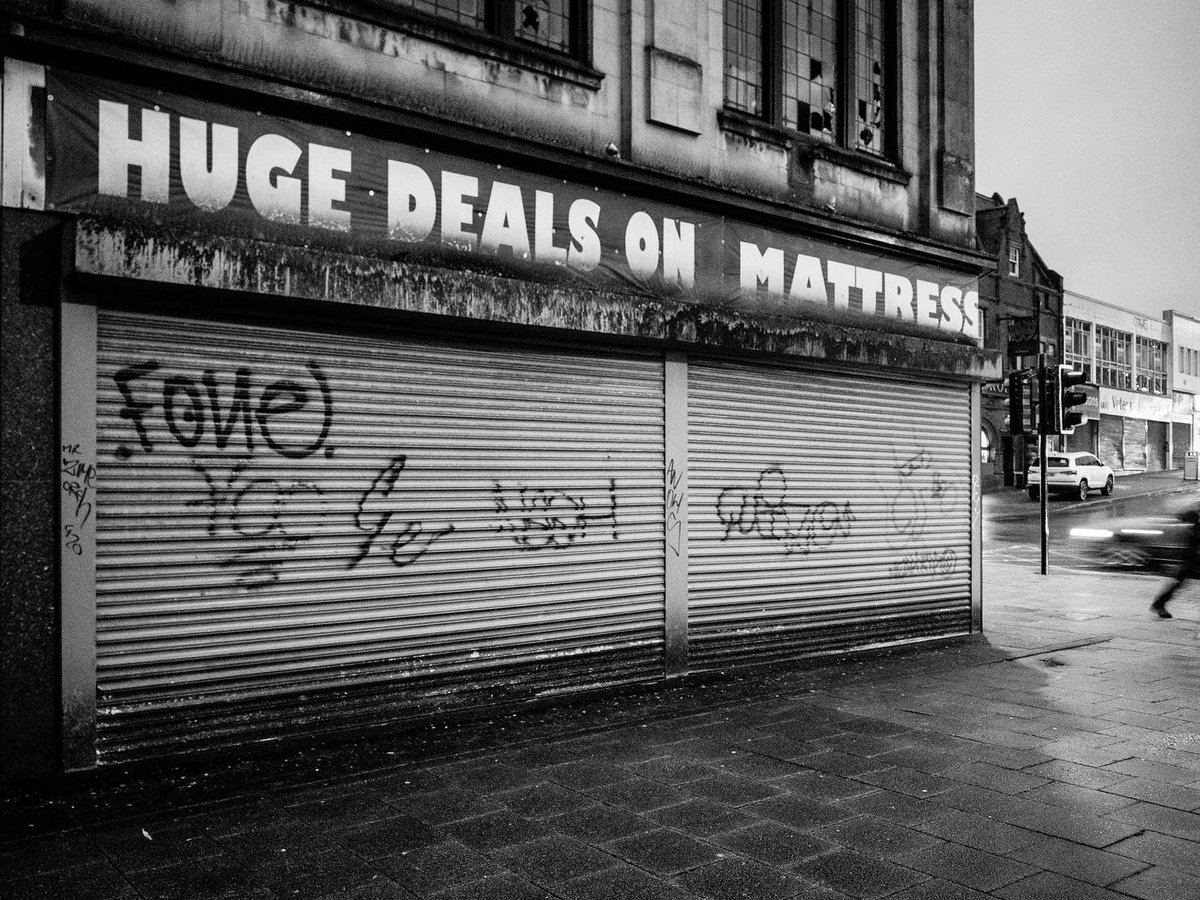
[1038,357,1049,576]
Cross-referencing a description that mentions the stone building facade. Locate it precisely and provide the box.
[2,0,996,778]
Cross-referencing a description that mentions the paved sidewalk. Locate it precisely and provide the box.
[2,565,1197,899]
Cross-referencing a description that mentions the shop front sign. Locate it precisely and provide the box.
[1099,388,1172,423]
[47,72,980,340]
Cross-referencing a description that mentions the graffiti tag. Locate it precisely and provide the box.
[62,443,97,555]
[665,459,685,557]
[493,478,619,550]
[189,459,323,586]
[113,360,334,460]
[889,548,958,578]
[349,454,454,568]
[716,466,854,556]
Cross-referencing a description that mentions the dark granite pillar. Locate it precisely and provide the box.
[1,209,64,781]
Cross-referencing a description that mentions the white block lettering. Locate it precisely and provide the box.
[740,242,784,295]
[440,171,479,251]
[479,181,530,257]
[307,143,352,231]
[661,218,695,289]
[625,210,659,278]
[387,160,436,242]
[98,100,170,203]
[245,133,302,225]
[179,117,238,212]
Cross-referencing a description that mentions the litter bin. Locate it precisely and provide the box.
[1186,452,1199,481]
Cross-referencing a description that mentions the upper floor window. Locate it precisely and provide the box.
[1008,245,1020,276]
[1096,325,1132,390]
[724,0,892,157]
[1064,317,1092,381]
[392,0,583,57]
[1135,337,1167,394]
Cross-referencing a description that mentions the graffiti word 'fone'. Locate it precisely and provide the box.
[113,359,333,460]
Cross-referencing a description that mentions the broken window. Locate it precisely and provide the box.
[723,1,893,157]
[854,0,886,153]
[509,0,572,54]
[782,0,839,139]
[725,0,766,117]
[390,0,582,58]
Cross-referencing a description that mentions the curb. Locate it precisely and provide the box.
[986,483,1197,523]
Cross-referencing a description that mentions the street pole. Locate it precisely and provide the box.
[1038,356,1049,575]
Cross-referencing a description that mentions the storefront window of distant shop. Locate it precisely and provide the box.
[1136,337,1167,394]
[390,0,585,57]
[1065,317,1092,381]
[724,0,893,156]
[1096,325,1132,390]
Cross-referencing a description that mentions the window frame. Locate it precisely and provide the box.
[348,0,599,85]
[1064,317,1092,382]
[1096,325,1133,391]
[1008,245,1020,276]
[1135,336,1168,395]
[721,0,900,165]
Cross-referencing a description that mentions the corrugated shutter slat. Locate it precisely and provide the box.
[687,359,972,664]
[94,311,666,762]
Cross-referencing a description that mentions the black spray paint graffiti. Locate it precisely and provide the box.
[349,454,455,569]
[61,443,96,556]
[889,548,958,578]
[113,360,334,460]
[189,459,323,587]
[493,479,619,550]
[716,466,855,556]
[665,459,685,557]
[883,448,961,540]
[878,447,962,576]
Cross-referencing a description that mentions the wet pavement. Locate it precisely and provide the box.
[2,530,1198,898]
[984,467,1197,522]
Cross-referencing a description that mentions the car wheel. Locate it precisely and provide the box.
[1077,480,1088,501]
[1028,487,1039,501]
[1101,475,1114,496]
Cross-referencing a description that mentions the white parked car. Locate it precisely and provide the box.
[1027,451,1114,501]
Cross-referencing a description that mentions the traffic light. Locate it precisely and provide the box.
[1056,365,1089,434]
[1007,371,1026,435]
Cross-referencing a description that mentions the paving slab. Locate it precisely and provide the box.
[2,550,1198,900]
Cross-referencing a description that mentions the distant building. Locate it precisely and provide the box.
[974,193,1064,488]
[1062,293,1197,471]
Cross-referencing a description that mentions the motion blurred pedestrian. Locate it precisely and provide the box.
[1151,500,1200,619]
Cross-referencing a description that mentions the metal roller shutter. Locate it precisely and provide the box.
[1147,421,1167,472]
[688,359,972,665]
[1123,418,1148,471]
[1099,415,1124,470]
[94,310,665,763]
[1173,422,1190,468]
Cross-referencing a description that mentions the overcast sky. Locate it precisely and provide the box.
[973,1,1200,321]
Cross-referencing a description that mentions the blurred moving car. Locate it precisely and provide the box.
[1069,497,1200,572]
[1027,451,1114,501]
